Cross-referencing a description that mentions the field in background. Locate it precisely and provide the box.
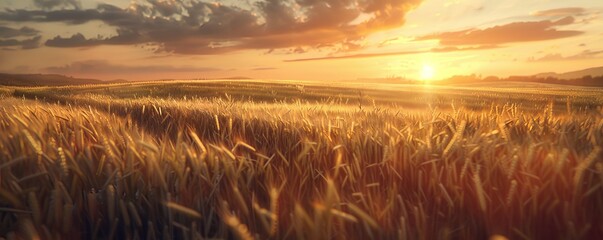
[1,80,602,239]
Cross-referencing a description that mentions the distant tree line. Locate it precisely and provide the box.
[439,74,603,87]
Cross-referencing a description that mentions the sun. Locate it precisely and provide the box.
[421,64,436,81]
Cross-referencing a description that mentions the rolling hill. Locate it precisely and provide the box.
[534,66,603,80]
[0,73,126,86]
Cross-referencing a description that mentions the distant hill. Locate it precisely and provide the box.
[0,73,126,86]
[218,76,253,80]
[440,75,603,87]
[438,66,603,87]
[534,66,603,80]
[356,77,417,84]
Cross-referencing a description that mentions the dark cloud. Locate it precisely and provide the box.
[45,30,141,47]
[0,36,41,49]
[0,26,39,38]
[0,0,424,54]
[33,0,81,10]
[416,17,582,46]
[45,60,220,75]
[527,50,603,62]
[45,33,99,47]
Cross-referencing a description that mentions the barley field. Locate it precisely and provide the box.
[1,80,602,239]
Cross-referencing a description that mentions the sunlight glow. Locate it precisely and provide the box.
[421,64,436,81]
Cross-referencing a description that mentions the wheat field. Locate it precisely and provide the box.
[1,81,602,239]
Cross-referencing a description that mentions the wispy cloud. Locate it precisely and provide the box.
[527,50,603,62]
[285,45,499,62]
[416,17,582,46]
[531,8,585,17]
[252,67,278,71]
[285,50,423,62]
[45,60,220,75]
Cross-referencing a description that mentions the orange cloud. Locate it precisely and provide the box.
[531,8,585,17]
[285,50,423,62]
[416,17,582,46]
[285,45,499,62]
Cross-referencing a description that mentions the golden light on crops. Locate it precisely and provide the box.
[0,0,602,238]
[1,79,602,239]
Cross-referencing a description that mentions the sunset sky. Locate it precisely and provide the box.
[0,0,602,81]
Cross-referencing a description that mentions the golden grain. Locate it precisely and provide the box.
[165,202,202,219]
[473,169,487,212]
[224,213,254,240]
[1,82,601,239]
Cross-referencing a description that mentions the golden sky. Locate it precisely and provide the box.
[0,0,602,81]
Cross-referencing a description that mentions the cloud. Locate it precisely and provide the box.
[45,33,99,47]
[531,8,585,17]
[286,50,422,62]
[33,0,81,10]
[430,44,500,52]
[527,50,603,62]
[0,0,424,54]
[0,26,39,38]
[416,17,582,46]
[285,45,499,62]
[252,67,278,71]
[377,37,399,47]
[45,31,141,47]
[45,60,220,75]
[0,36,41,49]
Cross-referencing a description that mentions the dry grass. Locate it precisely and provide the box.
[0,81,602,239]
